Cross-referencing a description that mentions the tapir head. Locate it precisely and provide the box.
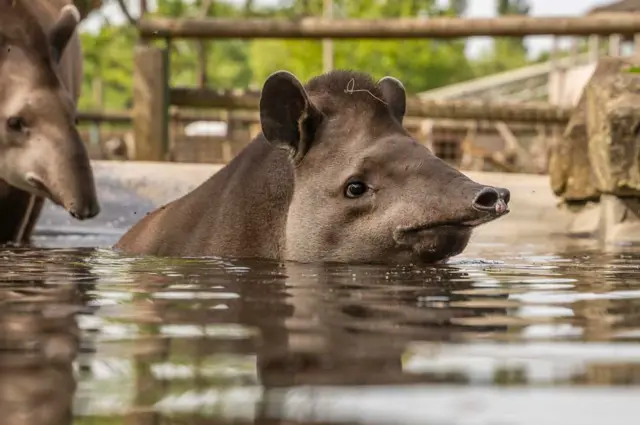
[0,3,99,220]
[259,69,511,264]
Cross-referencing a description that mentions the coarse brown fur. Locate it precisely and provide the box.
[0,0,99,244]
[115,69,510,265]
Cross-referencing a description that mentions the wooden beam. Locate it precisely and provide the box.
[139,15,640,40]
[77,109,559,135]
[170,87,572,124]
[78,110,132,123]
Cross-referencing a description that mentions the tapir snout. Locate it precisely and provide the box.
[22,130,100,220]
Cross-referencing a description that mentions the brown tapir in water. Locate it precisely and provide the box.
[115,70,510,264]
[0,0,100,243]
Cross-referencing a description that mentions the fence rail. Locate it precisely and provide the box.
[169,87,572,124]
[139,15,640,40]
[77,109,260,124]
[77,109,561,135]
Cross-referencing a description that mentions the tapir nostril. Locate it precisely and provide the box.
[473,187,500,211]
[497,187,511,205]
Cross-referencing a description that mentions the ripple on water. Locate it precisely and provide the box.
[0,242,639,424]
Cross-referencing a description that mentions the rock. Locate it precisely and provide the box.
[549,92,600,201]
[586,58,640,196]
[550,56,640,202]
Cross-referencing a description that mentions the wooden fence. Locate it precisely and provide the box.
[78,108,560,173]
[129,14,639,162]
[139,15,640,39]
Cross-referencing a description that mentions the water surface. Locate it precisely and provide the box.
[1,237,639,425]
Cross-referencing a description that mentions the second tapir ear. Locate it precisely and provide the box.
[48,4,81,63]
[377,76,406,124]
[259,70,323,162]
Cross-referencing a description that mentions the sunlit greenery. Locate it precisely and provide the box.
[78,0,540,110]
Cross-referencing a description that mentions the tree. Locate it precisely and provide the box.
[249,0,475,93]
[76,0,537,110]
[78,0,255,110]
[497,0,530,58]
[472,0,531,75]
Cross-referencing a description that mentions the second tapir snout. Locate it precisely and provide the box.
[22,124,100,220]
[0,85,100,221]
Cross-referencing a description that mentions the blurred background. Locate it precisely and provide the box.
[73,0,631,174]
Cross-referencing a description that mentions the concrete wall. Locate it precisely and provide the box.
[35,161,573,249]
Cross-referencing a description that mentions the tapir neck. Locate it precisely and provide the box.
[120,135,295,258]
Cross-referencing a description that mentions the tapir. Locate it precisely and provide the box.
[0,0,100,243]
[115,70,511,264]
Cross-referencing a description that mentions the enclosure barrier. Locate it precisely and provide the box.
[78,109,565,129]
[139,15,640,39]
[132,14,636,161]
[169,88,572,123]
[78,109,260,124]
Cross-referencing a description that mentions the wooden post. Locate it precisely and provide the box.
[420,119,434,152]
[548,37,564,106]
[609,34,622,56]
[322,0,333,72]
[569,37,579,66]
[89,77,103,148]
[197,0,214,87]
[132,45,169,161]
[589,34,600,62]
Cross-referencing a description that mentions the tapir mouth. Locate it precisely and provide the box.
[26,173,64,207]
[399,207,510,234]
[25,172,99,220]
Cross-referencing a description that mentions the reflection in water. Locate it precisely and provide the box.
[0,247,97,425]
[1,242,640,424]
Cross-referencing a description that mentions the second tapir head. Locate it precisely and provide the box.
[0,2,99,220]
[260,70,510,264]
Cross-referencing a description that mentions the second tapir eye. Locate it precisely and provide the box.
[7,116,26,132]
[344,180,368,198]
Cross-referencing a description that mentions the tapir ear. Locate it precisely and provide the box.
[259,70,323,162]
[378,76,406,124]
[48,4,81,63]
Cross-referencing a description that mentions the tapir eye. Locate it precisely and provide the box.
[7,116,25,132]
[344,181,368,198]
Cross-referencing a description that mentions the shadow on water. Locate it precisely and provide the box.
[3,241,640,424]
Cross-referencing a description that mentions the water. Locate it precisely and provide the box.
[2,237,640,425]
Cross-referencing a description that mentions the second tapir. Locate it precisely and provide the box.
[0,0,100,243]
[115,69,511,264]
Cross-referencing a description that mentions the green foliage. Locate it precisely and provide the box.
[78,23,136,110]
[471,0,532,75]
[249,0,475,92]
[77,0,536,110]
